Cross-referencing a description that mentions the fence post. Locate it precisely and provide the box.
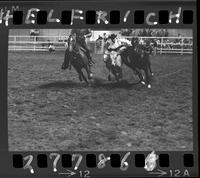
[181,38,184,55]
[154,47,157,55]
[154,38,157,55]
[33,36,36,51]
[160,37,163,54]
[14,36,16,51]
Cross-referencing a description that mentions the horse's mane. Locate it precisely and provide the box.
[68,35,81,53]
[120,46,146,63]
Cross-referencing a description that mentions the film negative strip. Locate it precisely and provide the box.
[0,0,198,177]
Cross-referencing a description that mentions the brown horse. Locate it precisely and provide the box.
[61,34,92,84]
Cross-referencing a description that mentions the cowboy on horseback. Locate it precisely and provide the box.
[61,29,94,78]
[103,34,131,81]
[61,29,94,83]
[104,34,128,66]
[131,37,153,59]
[70,29,94,66]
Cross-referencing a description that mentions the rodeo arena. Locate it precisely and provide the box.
[8,29,193,151]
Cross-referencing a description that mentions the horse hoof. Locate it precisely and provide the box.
[108,75,111,81]
[89,73,93,78]
[88,73,93,80]
[147,84,151,88]
[141,81,145,85]
[61,66,66,70]
[88,83,92,87]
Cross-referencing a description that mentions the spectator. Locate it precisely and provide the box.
[30,29,39,41]
[97,35,103,41]
[164,29,168,37]
[47,40,55,52]
[147,29,152,36]
[120,29,133,36]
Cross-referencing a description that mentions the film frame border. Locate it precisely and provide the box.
[0,0,199,177]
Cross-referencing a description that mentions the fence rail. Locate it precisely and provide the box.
[8,35,193,54]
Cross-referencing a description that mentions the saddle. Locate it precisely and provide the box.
[70,46,91,65]
[70,45,84,56]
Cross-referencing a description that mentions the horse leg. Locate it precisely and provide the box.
[79,73,83,82]
[134,68,145,84]
[116,56,123,80]
[73,66,83,82]
[81,52,93,79]
[148,58,154,76]
[145,55,154,77]
[108,69,111,81]
[79,69,88,84]
[113,72,119,82]
[119,67,123,80]
[106,63,112,81]
[74,67,82,82]
[149,63,154,76]
[144,66,151,88]
[61,50,69,69]
[111,65,119,82]
[85,66,92,80]
[115,66,123,81]
[69,60,72,70]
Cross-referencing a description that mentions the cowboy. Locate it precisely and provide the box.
[145,40,154,54]
[104,34,126,66]
[47,40,55,52]
[70,29,94,66]
[131,37,144,54]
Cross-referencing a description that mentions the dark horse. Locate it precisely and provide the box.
[121,46,154,88]
[61,34,92,84]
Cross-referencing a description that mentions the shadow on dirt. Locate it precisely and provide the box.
[38,80,86,89]
[38,78,141,90]
[92,78,141,89]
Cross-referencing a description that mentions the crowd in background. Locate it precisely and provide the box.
[95,29,192,52]
[120,29,169,37]
[28,29,192,52]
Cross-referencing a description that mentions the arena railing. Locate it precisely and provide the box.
[8,35,193,54]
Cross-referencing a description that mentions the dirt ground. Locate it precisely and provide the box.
[8,51,193,151]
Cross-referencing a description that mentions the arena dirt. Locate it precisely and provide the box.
[8,51,193,151]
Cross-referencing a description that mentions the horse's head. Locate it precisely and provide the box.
[68,33,77,52]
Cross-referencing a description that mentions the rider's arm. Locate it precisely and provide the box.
[107,46,118,52]
[107,45,125,52]
[84,29,92,38]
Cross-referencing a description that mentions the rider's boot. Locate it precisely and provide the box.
[61,62,68,70]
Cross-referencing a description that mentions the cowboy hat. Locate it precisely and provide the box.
[109,34,117,40]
